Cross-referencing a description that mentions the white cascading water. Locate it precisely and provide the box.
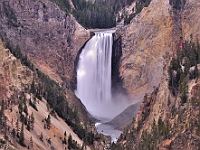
[76,31,129,142]
[75,31,115,119]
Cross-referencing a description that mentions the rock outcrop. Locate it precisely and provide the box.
[0,0,90,84]
[117,0,200,103]
[0,39,33,101]
[116,60,200,150]
[117,0,180,102]
[182,0,200,41]
[0,38,94,150]
[113,0,200,149]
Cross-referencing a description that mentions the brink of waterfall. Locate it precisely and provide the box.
[75,30,128,120]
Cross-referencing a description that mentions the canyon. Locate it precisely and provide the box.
[0,0,200,149]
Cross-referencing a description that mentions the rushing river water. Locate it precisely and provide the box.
[95,121,122,143]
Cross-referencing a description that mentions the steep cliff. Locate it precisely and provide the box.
[112,0,200,149]
[0,39,33,103]
[182,0,200,41]
[0,0,114,149]
[115,56,200,150]
[1,35,113,149]
[0,0,90,84]
[117,0,176,102]
[110,0,176,126]
[0,39,91,150]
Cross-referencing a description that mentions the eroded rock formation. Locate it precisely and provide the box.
[182,0,200,41]
[114,0,200,149]
[117,0,182,102]
[116,0,200,104]
[0,38,94,150]
[0,0,90,85]
[0,39,33,101]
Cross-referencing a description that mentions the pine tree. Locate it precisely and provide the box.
[12,128,16,138]
[18,101,23,114]
[184,57,190,76]
[24,103,28,115]
[180,77,188,104]
[0,100,5,125]
[30,80,35,94]
[68,134,73,149]
[19,123,26,147]
[46,114,51,130]
[27,116,31,131]
[4,126,8,140]
[44,123,47,129]
[64,131,67,137]
[40,132,43,142]
[63,137,67,144]
[30,136,33,147]
[16,119,20,138]
[31,112,34,130]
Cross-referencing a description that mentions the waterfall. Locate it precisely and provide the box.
[75,31,114,118]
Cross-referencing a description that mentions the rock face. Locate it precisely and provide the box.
[114,0,200,149]
[116,62,200,150]
[0,0,90,84]
[0,39,33,101]
[182,0,200,41]
[117,0,200,103]
[0,38,93,150]
[117,0,180,102]
[115,45,200,149]
[116,0,200,122]
[133,65,172,133]
[107,101,140,128]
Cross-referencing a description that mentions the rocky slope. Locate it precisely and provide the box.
[0,39,87,150]
[117,0,178,102]
[0,39,33,105]
[182,0,200,41]
[118,0,200,103]
[110,0,179,127]
[3,36,105,150]
[0,1,113,149]
[0,0,90,84]
[112,0,200,149]
[115,58,200,150]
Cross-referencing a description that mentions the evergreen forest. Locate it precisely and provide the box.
[168,37,200,103]
[50,0,152,28]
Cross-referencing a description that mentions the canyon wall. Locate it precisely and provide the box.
[117,0,200,104]
[0,0,90,85]
[117,0,181,102]
[0,39,33,102]
[182,0,200,41]
[114,0,200,149]
[0,39,95,150]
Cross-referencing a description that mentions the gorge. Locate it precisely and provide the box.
[1,0,200,149]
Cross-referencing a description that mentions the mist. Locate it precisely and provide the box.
[88,93,131,121]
